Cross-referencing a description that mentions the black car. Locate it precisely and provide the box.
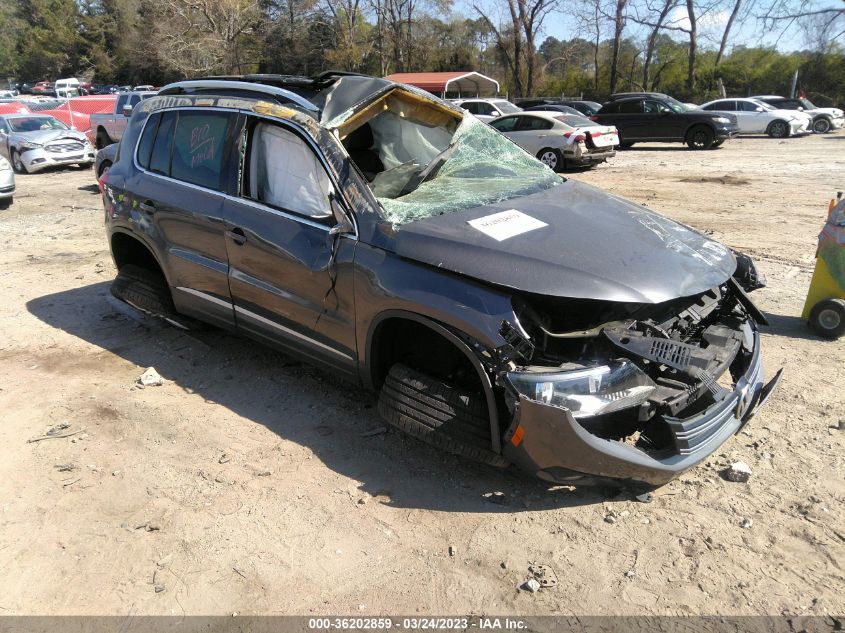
[593,95,739,149]
[557,100,603,116]
[100,73,780,487]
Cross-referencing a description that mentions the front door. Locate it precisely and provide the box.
[222,117,358,378]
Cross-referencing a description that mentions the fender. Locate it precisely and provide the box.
[108,226,172,287]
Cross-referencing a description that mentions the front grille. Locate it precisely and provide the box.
[0,185,14,193]
[650,339,691,368]
[46,141,84,153]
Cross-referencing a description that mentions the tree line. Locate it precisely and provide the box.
[1,0,843,106]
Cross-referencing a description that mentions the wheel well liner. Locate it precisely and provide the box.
[110,231,166,281]
[366,311,502,453]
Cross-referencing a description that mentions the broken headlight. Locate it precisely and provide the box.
[506,361,656,418]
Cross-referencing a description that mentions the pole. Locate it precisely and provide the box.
[789,69,798,99]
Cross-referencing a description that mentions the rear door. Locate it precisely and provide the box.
[507,115,554,154]
[127,107,239,328]
[614,99,651,140]
[221,116,358,378]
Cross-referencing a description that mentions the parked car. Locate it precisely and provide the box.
[557,100,603,116]
[99,74,781,487]
[754,95,844,134]
[94,142,117,181]
[449,97,522,123]
[490,111,617,171]
[31,81,54,96]
[699,98,811,138]
[17,81,38,94]
[525,104,586,116]
[0,113,95,173]
[54,78,81,99]
[593,95,739,149]
[90,90,156,148]
[0,154,14,208]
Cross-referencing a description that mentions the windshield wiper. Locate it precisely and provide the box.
[397,142,458,198]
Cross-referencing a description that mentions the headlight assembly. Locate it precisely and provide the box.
[506,361,656,418]
[713,117,731,124]
[18,141,43,150]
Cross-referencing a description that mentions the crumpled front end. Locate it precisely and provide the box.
[498,278,782,486]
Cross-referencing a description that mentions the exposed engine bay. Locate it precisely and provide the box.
[500,277,765,461]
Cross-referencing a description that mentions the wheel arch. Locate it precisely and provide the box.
[765,119,789,135]
[110,229,170,285]
[684,121,716,140]
[365,310,503,453]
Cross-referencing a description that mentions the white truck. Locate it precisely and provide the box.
[90,90,155,148]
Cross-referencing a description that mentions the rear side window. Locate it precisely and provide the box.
[170,111,232,190]
[518,116,553,131]
[149,111,176,175]
[462,102,479,115]
[619,101,642,113]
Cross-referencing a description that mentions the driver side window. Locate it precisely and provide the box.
[244,121,333,221]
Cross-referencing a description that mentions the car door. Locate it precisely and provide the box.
[736,100,767,132]
[127,107,238,329]
[643,100,685,139]
[611,99,651,139]
[221,116,358,378]
[0,119,10,160]
[506,116,553,154]
[110,94,129,139]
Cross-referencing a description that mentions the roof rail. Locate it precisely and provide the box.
[157,79,319,112]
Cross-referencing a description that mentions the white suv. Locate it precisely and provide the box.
[699,97,811,138]
[449,98,522,123]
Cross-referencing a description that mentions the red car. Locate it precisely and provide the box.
[31,81,54,95]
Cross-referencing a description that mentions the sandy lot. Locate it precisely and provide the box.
[0,133,842,618]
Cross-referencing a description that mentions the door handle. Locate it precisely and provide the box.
[138,200,156,214]
[226,228,247,245]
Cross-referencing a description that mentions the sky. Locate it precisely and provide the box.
[451,0,843,53]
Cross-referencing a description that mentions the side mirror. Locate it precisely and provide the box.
[755,107,764,112]
[491,110,501,117]
[122,104,133,117]
[797,106,804,111]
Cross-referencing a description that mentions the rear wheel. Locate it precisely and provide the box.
[686,125,714,150]
[809,298,845,339]
[10,149,27,174]
[378,363,509,468]
[812,117,832,134]
[768,120,789,138]
[111,264,175,317]
[96,129,112,150]
[712,139,725,147]
[536,148,562,172]
[97,159,112,179]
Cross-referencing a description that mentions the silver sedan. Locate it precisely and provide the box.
[0,154,14,208]
[0,114,95,174]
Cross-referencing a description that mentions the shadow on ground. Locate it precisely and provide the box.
[763,311,825,343]
[27,282,623,513]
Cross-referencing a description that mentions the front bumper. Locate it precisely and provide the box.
[715,125,739,141]
[829,117,844,130]
[502,330,782,486]
[789,119,811,135]
[19,145,95,173]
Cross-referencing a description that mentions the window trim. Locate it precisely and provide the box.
[133,106,358,239]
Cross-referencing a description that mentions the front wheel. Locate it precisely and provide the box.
[536,148,562,172]
[809,298,845,339]
[712,139,724,147]
[10,149,27,174]
[686,126,714,150]
[768,120,789,138]
[378,363,509,468]
[812,118,832,134]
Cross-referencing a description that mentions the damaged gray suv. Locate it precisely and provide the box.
[101,73,782,487]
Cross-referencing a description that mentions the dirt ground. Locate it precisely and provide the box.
[0,132,842,618]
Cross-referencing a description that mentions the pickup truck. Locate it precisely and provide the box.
[90,90,155,148]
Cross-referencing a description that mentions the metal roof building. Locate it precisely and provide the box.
[384,71,500,98]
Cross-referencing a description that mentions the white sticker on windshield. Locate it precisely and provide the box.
[468,210,548,242]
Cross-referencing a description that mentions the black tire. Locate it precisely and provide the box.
[686,125,715,150]
[812,117,832,134]
[97,159,112,179]
[378,363,509,468]
[10,149,27,174]
[809,298,845,339]
[111,264,176,318]
[712,139,724,147]
[536,147,562,172]
[0,198,10,210]
[96,128,112,150]
[767,120,789,138]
